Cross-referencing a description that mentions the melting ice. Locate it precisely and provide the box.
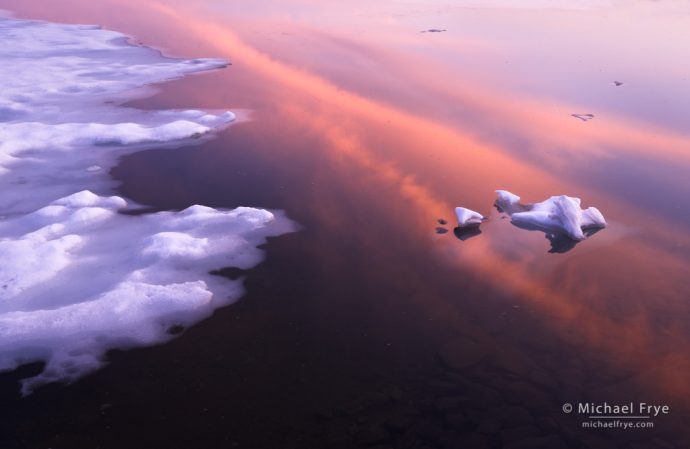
[453,190,606,250]
[454,207,484,227]
[495,190,606,241]
[0,14,295,393]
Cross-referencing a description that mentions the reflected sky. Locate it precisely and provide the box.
[4,0,690,428]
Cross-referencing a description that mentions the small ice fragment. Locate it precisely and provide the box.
[495,190,522,214]
[421,29,446,33]
[581,206,607,229]
[571,113,594,122]
[86,165,102,172]
[612,81,624,86]
[454,207,483,227]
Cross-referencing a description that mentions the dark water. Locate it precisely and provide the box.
[2,1,690,448]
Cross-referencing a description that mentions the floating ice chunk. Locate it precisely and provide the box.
[495,190,523,214]
[454,207,484,227]
[495,190,606,241]
[510,196,586,239]
[582,207,607,229]
[571,113,594,122]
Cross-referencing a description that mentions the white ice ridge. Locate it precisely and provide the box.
[495,190,607,241]
[0,192,294,394]
[0,14,296,392]
[454,207,484,227]
[0,15,235,215]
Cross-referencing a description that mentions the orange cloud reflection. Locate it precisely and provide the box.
[141,1,690,408]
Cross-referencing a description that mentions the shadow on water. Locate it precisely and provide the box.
[453,225,482,241]
[509,220,603,254]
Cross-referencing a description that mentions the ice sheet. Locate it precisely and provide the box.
[0,14,295,393]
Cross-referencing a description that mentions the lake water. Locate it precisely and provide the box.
[1,1,690,448]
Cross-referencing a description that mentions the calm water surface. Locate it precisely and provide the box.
[2,1,690,448]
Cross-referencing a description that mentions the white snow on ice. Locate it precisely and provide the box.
[454,207,484,227]
[495,190,606,241]
[0,14,295,393]
[0,14,234,215]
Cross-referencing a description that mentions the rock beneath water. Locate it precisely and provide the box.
[438,218,448,225]
[494,405,533,427]
[505,381,552,408]
[476,417,502,434]
[312,407,334,420]
[354,425,391,446]
[503,435,568,449]
[382,384,403,401]
[435,227,449,234]
[500,425,541,443]
[445,413,470,430]
[433,396,468,413]
[437,338,488,370]
[323,432,352,447]
[427,379,458,394]
[410,420,445,445]
[384,406,418,433]
[454,207,484,227]
[535,416,560,433]
[358,392,391,408]
[460,433,491,449]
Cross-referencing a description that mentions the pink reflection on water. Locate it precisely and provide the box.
[5,0,690,410]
